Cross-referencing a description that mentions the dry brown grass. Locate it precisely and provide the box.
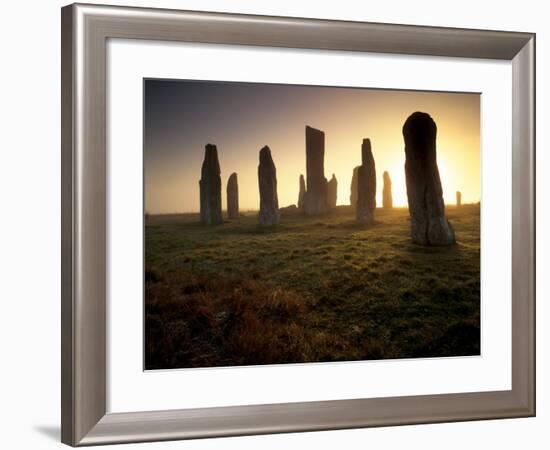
[145,270,317,369]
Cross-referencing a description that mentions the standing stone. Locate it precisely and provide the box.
[199,144,222,225]
[303,126,328,215]
[403,112,455,245]
[350,166,360,208]
[382,171,393,209]
[258,146,280,226]
[297,174,306,212]
[356,139,377,224]
[327,174,338,209]
[456,191,462,207]
[226,172,239,219]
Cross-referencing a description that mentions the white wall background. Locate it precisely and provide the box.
[0,1,546,449]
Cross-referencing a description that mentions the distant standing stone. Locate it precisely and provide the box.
[304,126,328,215]
[258,146,280,226]
[403,112,455,245]
[199,143,222,225]
[382,171,393,209]
[298,174,306,212]
[350,166,360,208]
[356,138,376,225]
[456,191,462,207]
[327,174,338,209]
[279,204,299,217]
[226,172,239,219]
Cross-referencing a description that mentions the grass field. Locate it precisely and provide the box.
[144,204,480,370]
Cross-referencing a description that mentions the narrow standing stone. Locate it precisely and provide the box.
[350,166,360,208]
[327,174,338,209]
[403,112,455,245]
[456,191,462,207]
[258,146,280,226]
[356,138,376,225]
[298,174,306,212]
[226,172,239,219]
[199,144,222,225]
[304,126,328,215]
[382,171,393,209]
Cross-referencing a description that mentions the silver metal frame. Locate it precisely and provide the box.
[61,3,535,446]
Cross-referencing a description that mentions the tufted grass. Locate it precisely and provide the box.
[145,204,480,370]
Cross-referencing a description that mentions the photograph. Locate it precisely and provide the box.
[144,79,481,370]
[1,0,540,447]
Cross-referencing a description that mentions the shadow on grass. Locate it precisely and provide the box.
[332,219,386,231]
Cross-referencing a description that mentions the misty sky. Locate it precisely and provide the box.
[144,79,480,214]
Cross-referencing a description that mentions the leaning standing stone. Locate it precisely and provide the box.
[356,138,376,225]
[226,172,239,219]
[258,146,280,226]
[327,174,338,209]
[199,143,222,225]
[304,126,328,215]
[382,171,393,209]
[350,166,360,208]
[298,174,306,212]
[403,112,455,245]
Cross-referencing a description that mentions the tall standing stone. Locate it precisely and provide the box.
[350,166,360,208]
[403,112,455,245]
[456,191,462,207]
[383,171,393,209]
[356,139,377,224]
[258,146,280,226]
[298,174,306,212]
[226,172,239,219]
[327,174,338,209]
[304,126,328,215]
[199,144,222,225]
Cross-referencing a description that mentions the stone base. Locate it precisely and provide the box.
[258,209,280,226]
[303,191,328,215]
[356,207,375,225]
[411,217,455,246]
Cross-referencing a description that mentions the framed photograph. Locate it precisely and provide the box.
[61,3,535,446]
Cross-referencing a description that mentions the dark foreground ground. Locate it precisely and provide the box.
[145,205,480,370]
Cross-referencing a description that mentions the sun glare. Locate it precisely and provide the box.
[386,163,407,207]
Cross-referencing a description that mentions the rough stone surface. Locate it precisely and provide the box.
[303,126,328,215]
[382,171,393,209]
[199,144,222,225]
[327,174,338,209]
[298,174,306,212]
[258,146,280,226]
[226,172,239,219]
[350,166,360,208]
[403,112,455,245]
[456,191,462,207]
[356,138,376,225]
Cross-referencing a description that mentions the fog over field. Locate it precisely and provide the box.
[144,80,480,214]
